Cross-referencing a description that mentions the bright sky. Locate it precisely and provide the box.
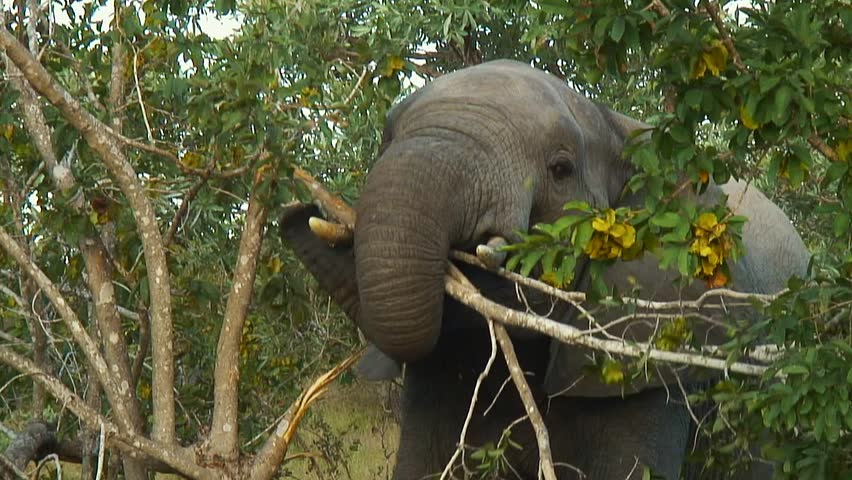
[2,0,241,39]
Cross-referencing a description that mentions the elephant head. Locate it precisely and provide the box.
[281,60,808,378]
[349,60,649,362]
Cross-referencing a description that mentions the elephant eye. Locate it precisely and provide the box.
[548,159,574,181]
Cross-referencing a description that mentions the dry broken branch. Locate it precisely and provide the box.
[447,265,558,480]
[248,348,365,480]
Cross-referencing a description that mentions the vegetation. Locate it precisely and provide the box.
[0,0,849,478]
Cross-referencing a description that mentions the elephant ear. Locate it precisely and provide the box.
[279,203,401,380]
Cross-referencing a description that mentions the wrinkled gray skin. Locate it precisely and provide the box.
[280,60,809,479]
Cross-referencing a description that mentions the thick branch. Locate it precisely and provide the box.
[293,167,356,230]
[5,31,144,470]
[0,346,216,479]
[210,185,269,460]
[248,348,364,480]
[0,25,176,443]
[0,226,138,432]
[444,279,772,377]
[80,238,143,432]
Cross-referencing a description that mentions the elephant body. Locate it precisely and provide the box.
[280,60,808,479]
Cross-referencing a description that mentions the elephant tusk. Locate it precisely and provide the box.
[308,216,353,246]
[475,236,508,269]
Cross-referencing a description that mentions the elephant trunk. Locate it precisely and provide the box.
[354,145,466,362]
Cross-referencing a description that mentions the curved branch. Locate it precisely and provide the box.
[0,226,137,432]
[0,346,216,479]
[0,25,176,443]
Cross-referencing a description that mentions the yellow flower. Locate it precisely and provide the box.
[585,209,636,260]
[691,40,729,79]
[837,139,851,162]
[380,55,406,77]
[690,213,732,285]
[592,208,616,232]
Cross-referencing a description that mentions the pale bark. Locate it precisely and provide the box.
[0,346,216,480]
[0,26,177,443]
[0,226,140,430]
[4,24,146,475]
[209,188,268,460]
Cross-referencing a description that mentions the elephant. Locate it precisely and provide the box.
[280,60,809,479]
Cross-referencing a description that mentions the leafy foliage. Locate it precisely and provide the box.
[0,0,850,477]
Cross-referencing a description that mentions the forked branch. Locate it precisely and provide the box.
[0,23,176,443]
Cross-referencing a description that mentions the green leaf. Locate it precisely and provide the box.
[759,76,782,94]
[772,84,794,125]
[573,220,594,250]
[520,250,545,277]
[781,364,809,375]
[833,212,850,237]
[650,212,682,228]
[562,200,591,212]
[684,89,703,108]
[610,16,625,43]
[593,16,613,41]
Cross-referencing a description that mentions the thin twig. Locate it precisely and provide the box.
[702,0,745,72]
[131,46,154,142]
[439,306,498,480]
[448,265,558,480]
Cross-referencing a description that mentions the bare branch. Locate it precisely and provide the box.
[447,265,557,480]
[444,279,772,377]
[4,25,144,472]
[702,0,745,72]
[808,133,840,163]
[439,303,497,480]
[293,167,357,230]
[248,348,364,480]
[164,167,214,248]
[0,346,216,479]
[210,181,270,461]
[0,226,140,432]
[0,26,177,443]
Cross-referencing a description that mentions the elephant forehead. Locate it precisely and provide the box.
[423,64,566,111]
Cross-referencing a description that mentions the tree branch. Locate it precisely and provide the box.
[447,265,557,480]
[248,348,364,480]
[164,167,214,248]
[4,23,145,474]
[444,279,772,377]
[0,25,177,443]
[0,346,216,479]
[293,167,356,230]
[808,133,840,163]
[209,180,269,461]
[0,226,139,433]
[702,0,745,72]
